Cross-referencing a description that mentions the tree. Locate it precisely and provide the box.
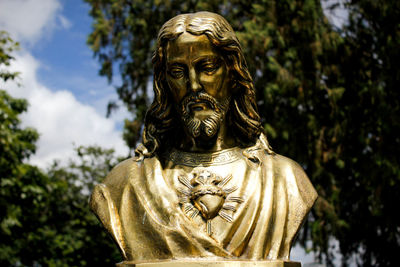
[0,88,47,265]
[0,30,44,265]
[85,0,400,266]
[317,1,400,266]
[39,146,122,266]
[0,31,121,266]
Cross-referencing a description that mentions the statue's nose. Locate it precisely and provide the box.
[188,68,202,93]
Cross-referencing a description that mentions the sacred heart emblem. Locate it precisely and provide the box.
[193,194,224,220]
[177,170,244,235]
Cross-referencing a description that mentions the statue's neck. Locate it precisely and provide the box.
[178,122,237,152]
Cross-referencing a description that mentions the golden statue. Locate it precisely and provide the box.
[90,11,317,267]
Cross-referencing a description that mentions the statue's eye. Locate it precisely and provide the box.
[200,63,219,74]
[168,67,184,78]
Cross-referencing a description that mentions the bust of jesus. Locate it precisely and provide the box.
[90,11,317,267]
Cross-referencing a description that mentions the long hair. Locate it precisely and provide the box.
[137,12,263,158]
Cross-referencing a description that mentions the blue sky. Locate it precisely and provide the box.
[31,0,119,110]
[0,0,129,167]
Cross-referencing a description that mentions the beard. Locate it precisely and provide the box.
[180,92,230,140]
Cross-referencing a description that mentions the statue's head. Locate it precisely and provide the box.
[139,11,262,157]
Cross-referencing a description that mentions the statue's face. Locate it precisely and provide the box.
[166,32,230,115]
[165,32,231,140]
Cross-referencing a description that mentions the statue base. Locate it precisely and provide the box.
[117,260,301,267]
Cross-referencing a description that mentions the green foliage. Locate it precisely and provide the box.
[0,31,20,82]
[320,1,400,266]
[0,32,121,266]
[0,32,43,265]
[38,146,122,266]
[86,0,400,265]
[1,144,123,266]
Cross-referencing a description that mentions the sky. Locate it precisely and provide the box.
[0,0,349,264]
[321,0,348,29]
[0,0,129,168]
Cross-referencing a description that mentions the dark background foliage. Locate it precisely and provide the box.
[0,0,399,266]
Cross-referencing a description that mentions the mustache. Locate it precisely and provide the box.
[180,92,218,114]
[180,94,231,139]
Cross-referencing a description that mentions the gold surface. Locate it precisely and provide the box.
[90,11,317,265]
[118,260,301,267]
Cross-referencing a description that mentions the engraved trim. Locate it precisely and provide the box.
[165,147,241,167]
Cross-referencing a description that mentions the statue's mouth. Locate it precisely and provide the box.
[181,93,218,114]
[189,102,210,112]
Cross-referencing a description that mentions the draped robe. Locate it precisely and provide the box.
[90,136,317,263]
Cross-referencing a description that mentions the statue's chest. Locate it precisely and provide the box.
[163,157,262,241]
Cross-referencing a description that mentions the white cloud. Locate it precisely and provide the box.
[321,0,349,29]
[2,52,128,168]
[0,0,70,45]
[0,0,128,168]
[58,14,72,29]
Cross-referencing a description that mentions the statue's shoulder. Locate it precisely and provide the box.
[267,153,318,207]
[100,156,145,188]
[269,153,306,173]
[90,156,144,210]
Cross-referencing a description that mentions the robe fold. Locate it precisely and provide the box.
[90,136,317,263]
